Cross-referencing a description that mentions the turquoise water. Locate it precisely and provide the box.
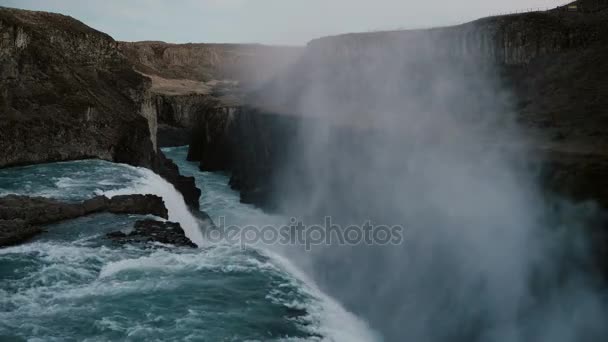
[0,148,377,341]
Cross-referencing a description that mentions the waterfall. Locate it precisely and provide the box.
[98,166,205,246]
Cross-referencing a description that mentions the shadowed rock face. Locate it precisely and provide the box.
[0,194,168,247]
[0,7,158,168]
[0,220,41,247]
[153,151,201,209]
[186,106,299,210]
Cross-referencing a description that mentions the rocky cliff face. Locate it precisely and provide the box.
[190,107,299,209]
[0,7,158,168]
[0,7,201,210]
[151,83,240,147]
[306,6,606,67]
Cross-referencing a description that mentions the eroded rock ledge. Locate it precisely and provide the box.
[0,194,167,247]
[107,220,196,248]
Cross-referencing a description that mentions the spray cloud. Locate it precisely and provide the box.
[243,23,608,342]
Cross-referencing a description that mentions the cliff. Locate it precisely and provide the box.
[118,41,302,147]
[0,7,201,210]
[146,74,242,147]
[187,106,299,210]
[118,41,302,84]
[187,4,608,210]
[0,6,157,168]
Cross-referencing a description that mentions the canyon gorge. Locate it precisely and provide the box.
[1,1,608,341]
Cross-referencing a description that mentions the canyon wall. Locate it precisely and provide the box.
[0,7,158,168]
[187,5,608,209]
[0,7,200,209]
[187,106,299,210]
[118,41,302,84]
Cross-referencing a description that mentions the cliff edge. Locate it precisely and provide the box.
[0,6,156,168]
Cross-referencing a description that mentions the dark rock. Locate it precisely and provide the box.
[82,196,109,213]
[188,107,298,210]
[107,195,168,218]
[0,219,43,247]
[186,102,237,172]
[0,194,169,247]
[541,150,608,209]
[158,124,191,148]
[152,151,201,210]
[0,195,85,224]
[106,219,196,248]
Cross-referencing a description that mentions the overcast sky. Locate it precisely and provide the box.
[1,0,568,45]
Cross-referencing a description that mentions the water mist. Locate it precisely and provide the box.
[247,27,608,342]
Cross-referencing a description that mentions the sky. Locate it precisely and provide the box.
[1,0,569,45]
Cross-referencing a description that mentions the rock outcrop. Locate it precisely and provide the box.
[153,151,201,209]
[0,194,168,247]
[0,6,157,168]
[107,219,196,248]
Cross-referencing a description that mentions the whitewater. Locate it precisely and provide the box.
[0,146,378,341]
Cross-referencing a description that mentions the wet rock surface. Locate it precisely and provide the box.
[0,194,168,247]
[0,219,42,247]
[107,219,196,248]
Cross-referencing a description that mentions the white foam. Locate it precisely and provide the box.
[162,148,380,341]
[96,166,205,247]
[261,250,381,342]
[54,177,82,188]
[98,252,196,278]
[98,246,266,279]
